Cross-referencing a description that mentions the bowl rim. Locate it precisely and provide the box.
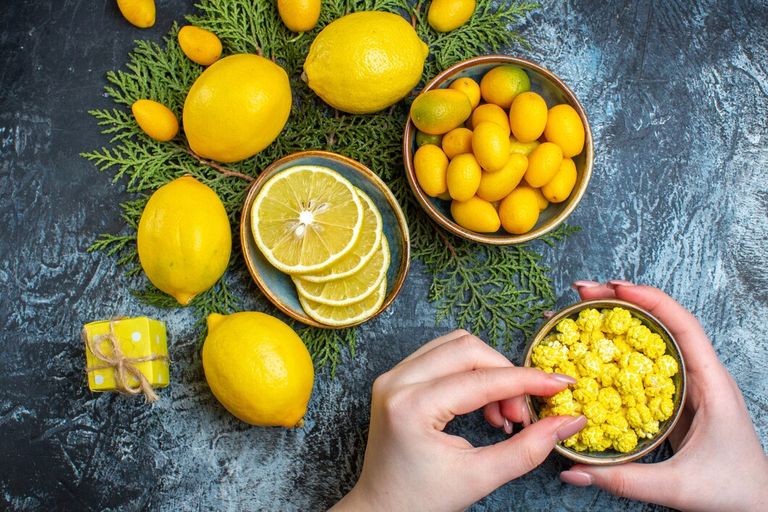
[522,298,688,465]
[239,150,411,329]
[403,54,594,245]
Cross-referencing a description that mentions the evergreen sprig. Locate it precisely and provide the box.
[82,0,575,374]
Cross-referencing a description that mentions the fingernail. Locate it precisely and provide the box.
[555,415,586,441]
[549,373,577,385]
[560,470,594,487]
[571,280,600,290]
[503,418,513,435]
[607,279,634,288]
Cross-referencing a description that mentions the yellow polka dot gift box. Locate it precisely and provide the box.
[82,317,169,402]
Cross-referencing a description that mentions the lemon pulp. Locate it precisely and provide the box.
[299,279,387,327]
[297,187,382,283]
[251,165,363,274]
[294,236,390,306]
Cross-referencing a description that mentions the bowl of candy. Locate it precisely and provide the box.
[523,299,687,465]
[403,54,593,244]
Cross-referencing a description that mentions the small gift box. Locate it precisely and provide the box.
[82,317,169,402]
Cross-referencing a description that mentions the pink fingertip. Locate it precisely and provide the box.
[549,373,577,385]
[607,279,634,288]
[555,415,587,441]
[571,280,601,289]
[560,470,594,487]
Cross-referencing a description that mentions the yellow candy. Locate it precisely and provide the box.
[131,99,179,142]
[533,307,680,453]
[178,26,223,66]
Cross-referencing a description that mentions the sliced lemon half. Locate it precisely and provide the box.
[251,165,363,274]
[293,236,390,306]
[299,278,387,327]
[298,187,383,283]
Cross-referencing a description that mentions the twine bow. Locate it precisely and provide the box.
[83,319,167,403]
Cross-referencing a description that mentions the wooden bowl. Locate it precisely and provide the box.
[403,55,593,244]
[522,299,687,465]
[240,151,411,329]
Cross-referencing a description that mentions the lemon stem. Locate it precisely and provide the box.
[184,147,255,182]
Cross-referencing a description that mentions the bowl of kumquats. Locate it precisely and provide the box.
[403,55,593,244]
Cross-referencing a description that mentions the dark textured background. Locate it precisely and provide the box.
[1,0,767,510]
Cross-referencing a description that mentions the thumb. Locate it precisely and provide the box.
[561,461,680,508]
[472,415,587,492]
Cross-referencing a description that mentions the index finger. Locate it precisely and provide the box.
[416,367,574,429]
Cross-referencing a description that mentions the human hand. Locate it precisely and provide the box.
[561,281,768,511]
[332,330,587,511]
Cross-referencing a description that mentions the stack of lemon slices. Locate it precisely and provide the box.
[251,165,390,327]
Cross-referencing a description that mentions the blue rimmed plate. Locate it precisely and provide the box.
[240,150,410,328]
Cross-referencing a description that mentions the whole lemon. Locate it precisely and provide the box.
[137,176,231,305]
[202,312,314,427]
[303,11,429,114]
[183,54,292,163]
[410,89,472,135]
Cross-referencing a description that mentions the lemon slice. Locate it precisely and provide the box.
[293,236,390,306]
[299,278,387,327]
[251,165,363,274]
[298,187,383,283]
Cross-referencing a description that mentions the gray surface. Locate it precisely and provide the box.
[1,0,767,510]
